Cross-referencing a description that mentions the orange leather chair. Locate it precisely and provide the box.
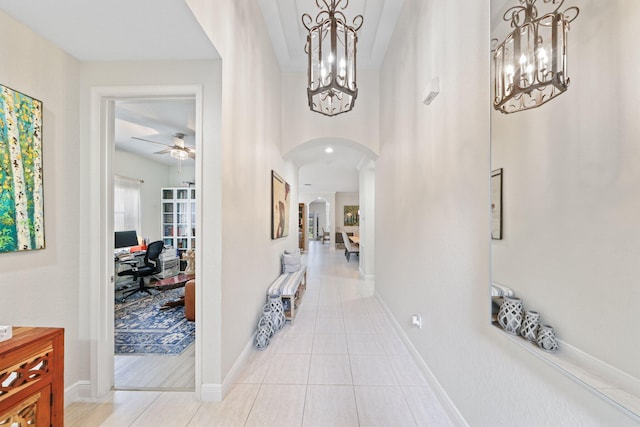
[185,279,195,321]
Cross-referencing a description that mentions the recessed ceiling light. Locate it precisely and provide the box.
[325,147,334,154]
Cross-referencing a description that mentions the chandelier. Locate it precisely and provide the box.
[302,0,363,117]
[493,0,579,114]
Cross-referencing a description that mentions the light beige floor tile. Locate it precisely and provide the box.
[132,391,202,427]
[69,391,160,427]
[346,334,385,355]
[308,354,353,385]
[379,333,411,356]
[389,355,428,386]
[263,353,311,384]
[372,317,398,336]
[342,300,369,316]
[64,401,102,427]
[302,385,359,427]
[350,354,398,386]
[315,316,346,334]
[344,317,377,334]
[275,333,314,354]
[235,348,275,384]
[312,333,348,355]
[401,386,454,427]
[67,242,454,427]
[354,386,417,427]
[187,383,259,426]
[317,306,344,320]
[244,384,306,427]
[290,312,317,333]
[295,309,318,321]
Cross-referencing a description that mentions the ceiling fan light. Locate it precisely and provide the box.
[171,149,189,160]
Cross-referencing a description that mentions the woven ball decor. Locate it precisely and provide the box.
[497,296,524,335]
[520,310,540,341]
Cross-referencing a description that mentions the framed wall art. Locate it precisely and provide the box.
[491,168,503,240]
[344,205,359,226]
[0,84,45,253]
[271,170,290,239]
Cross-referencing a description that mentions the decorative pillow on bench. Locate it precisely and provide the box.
[282,249,301,273]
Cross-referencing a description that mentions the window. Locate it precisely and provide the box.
[113,175,141,234]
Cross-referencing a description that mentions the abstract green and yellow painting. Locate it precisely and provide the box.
[0,84,44,253]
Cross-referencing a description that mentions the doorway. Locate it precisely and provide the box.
[112,97,197,390]
[88,85,206,398]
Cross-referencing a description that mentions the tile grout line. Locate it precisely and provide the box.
[241,382,263,427]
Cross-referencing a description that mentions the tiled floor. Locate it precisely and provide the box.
[65,242,454,426]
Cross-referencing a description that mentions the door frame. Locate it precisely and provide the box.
[88,85,204,397]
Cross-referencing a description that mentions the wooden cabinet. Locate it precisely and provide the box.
[162,187,196,255]
[0,327,64,426]
[298,203,306,252]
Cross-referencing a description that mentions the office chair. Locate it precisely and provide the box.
[118,240,165,300]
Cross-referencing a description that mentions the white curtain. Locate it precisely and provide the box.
[114,175,141,234]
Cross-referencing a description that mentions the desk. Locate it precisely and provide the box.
[349,235,360,244]
[150,273,194,290]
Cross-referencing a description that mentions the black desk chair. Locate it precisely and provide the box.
[118,240,164,300]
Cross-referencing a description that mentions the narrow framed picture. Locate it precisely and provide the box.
[491,168,503,240]
[271,170,290,239]
[0,84,45,253]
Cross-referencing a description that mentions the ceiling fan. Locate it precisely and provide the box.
[132,132,195,160]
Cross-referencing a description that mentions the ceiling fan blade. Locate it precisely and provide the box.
[153,149,173,155]
[188,152,196,160]
[132,136,172,148]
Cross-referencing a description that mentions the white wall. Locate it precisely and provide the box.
[491,0,640,381]
[280,71,380,156]
[186,0,297,384]
[375,0,637,425]
[168,164,195,187]
[113,150,171,242]
[79,59,222,393]
[358,163,375,278]
[0,10,82,391]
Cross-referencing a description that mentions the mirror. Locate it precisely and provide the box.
[490,0,640,418]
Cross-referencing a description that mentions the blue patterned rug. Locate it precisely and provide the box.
[114,288,195,355]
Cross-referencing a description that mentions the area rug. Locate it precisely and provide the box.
[114,288,195,355]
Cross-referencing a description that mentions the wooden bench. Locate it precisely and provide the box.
[266,266,307,324]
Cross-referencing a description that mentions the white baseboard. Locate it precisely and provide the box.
[200,383,223,402]
[197,331,258,402]
[64,380,92,405]
[358,268,375,281]
[375,294,469,427]
[220,330,257,399]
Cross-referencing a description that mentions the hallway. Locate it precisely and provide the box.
[65,242,453,426]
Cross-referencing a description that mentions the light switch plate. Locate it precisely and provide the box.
[422,77,440,105]
[0,325,12,342]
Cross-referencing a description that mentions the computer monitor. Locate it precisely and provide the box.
[114,230,139,249]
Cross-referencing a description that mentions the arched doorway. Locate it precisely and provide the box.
[285,138,377,279]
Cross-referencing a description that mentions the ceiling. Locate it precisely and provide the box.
[0,0,219,61]
[114,98,196,167]
[287,140,373,193]
[0,0,397,191]
[258,0,405,71]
